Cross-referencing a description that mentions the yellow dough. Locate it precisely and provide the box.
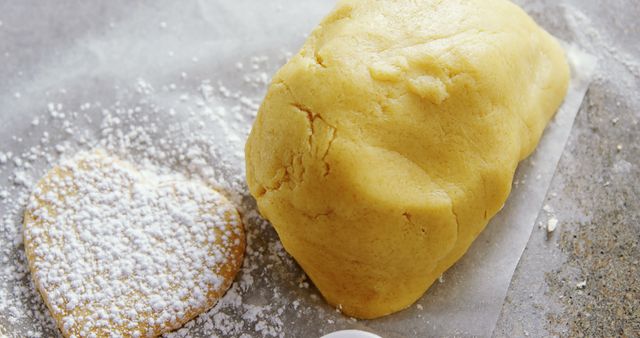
[24,150,245,337]
[245,0,569,319]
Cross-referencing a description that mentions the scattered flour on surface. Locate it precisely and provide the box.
[0,52,350,338]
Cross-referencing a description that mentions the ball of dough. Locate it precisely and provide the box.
[24,150,245,337]
[246,0,569,319]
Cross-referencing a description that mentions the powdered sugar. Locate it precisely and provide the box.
[24,150,243,337]
[0,49,356,337]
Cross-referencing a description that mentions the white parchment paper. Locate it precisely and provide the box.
[0,1,595,337]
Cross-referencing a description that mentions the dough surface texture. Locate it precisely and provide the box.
[245,0,569,318]
[24,150,245,337]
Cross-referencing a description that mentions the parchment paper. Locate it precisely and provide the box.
[0,1,595,337]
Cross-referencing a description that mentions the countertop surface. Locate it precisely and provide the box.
[0,1,638,337]
[496,0,639,337]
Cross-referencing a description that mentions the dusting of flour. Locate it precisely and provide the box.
[0,54,354,337]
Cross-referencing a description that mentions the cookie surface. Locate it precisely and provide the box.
[24,150,245,337]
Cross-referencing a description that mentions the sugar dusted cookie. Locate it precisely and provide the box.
[24,149,245,337]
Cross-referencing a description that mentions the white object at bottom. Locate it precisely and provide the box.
[321,329,382,338]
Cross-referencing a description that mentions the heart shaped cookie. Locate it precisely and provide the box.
[23,149,245,337]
